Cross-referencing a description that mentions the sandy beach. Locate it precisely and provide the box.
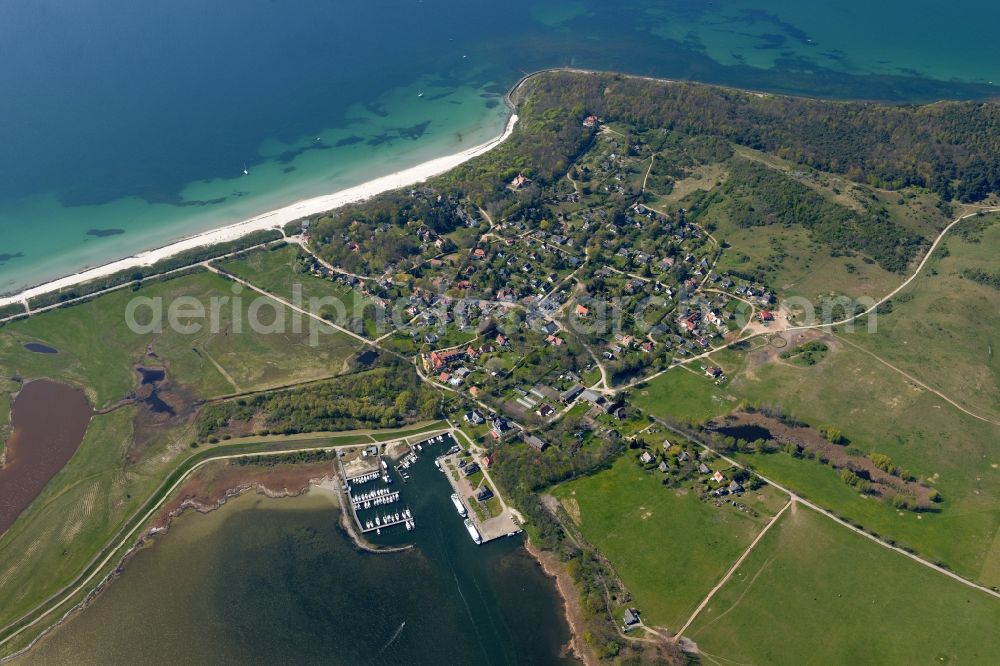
[0,114,518,310]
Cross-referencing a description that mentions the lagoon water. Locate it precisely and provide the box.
[1,0,999,295]
[23,450,575,665]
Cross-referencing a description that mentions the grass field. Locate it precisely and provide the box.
[844,212,1000,423]
[631,367,739,424]
[552,455,787,630]
[636,335,1000,586]
[0,270,361,407]
[216,244,378,337]
[689,507,1000,665]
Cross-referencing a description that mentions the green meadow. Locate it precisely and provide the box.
[553,455,786,630]
[844,212,1000,423]
[216,244,379,339]
[0,270,361,405]
[636,337,1000,587]
[690,507,1000,665]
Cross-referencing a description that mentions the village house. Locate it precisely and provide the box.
[426,348,466,372]
[536,404,555,418]
[464,410,486,425]
[510,173,531,190]
[524,434,548,452]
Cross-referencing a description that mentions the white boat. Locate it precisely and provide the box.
[451,494,467,517]
[242,163,249,176]
[464,519,482,545]
[434,459,442,470]
[417,91,424,98]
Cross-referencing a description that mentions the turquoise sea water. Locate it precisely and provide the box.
[1,0,998,295]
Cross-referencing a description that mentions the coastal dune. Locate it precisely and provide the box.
[0,114,519,310]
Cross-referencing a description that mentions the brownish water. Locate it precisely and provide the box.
[0,379,93,535]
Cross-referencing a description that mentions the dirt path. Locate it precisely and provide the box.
[675,499,792,639]
[835,334,1000,427]
[654,419,1000,603]
[198,347,241,394]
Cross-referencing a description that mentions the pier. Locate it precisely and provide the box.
[335,433,454,538]
[351,488,400,510]
[360,508,415,533]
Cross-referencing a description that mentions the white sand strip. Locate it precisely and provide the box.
[0,114,518,308]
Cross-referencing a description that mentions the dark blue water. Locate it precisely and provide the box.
[1,0,997,293]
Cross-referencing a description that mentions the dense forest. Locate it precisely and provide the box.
[524,72,1000,203]
[197,362,438,438]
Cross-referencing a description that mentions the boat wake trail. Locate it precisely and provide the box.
[371,621,406,662]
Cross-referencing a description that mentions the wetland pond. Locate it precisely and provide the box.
[0,379,93,535]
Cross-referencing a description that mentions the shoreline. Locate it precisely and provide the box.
[524,539,597,666]
[0,113,518,309]
[1,464,409,664]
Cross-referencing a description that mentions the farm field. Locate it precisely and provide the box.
[552,455,787,630]
[689,507,1000,665]
[0,270,361,406]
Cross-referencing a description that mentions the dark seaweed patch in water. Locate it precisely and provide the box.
[86,228,125,238]
[0,252,24,264]
[715,424,774,442]
[396,120,431,141]
[335,135,365,147]
[24,342,58,354]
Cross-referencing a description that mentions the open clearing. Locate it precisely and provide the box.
[844,213,1000,423]
[552,455,786,630]
[636,336,1000,586]
[216,244,377,337]
[0,270,361,407]
[689,507,1000,665]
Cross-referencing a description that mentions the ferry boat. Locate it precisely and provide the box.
[451,493,467,517]
[464,519,482,545]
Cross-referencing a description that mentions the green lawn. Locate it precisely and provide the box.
[553,455,786,630]
[690,507,1000,665]
[0,270,361,407]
